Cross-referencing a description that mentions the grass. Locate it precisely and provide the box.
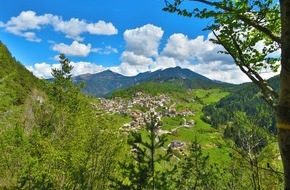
[194,89,230,105]
[111,88,232,166]
[160,88,232,164]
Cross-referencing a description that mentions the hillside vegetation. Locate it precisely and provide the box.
[0,41,284,189]
[202,76,279,133]
[0,42,44,107]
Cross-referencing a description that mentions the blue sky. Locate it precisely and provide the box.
[0,0,277,83]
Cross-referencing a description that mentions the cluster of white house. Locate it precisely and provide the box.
[98,92,195,149]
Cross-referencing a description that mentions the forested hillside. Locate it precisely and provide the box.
[0,41,44,108]
[108,78,232,99]
[202,76,279,133]
[0,41,284,189]
[0,44,129,189]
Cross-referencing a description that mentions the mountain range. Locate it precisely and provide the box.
[74,66,223,97]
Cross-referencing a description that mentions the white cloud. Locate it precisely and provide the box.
[87,21,118,35]
[121,51,154,66]
[53,18,87,41]
[70,61,105,76]
[4,11,54,32]
[116,24,164,75]
[0,11,118,42]
[153,31,277,84]
[153,56,179,70]
[115,27,256,83]
[113,62,152,76]
[27,61,106,78]
[22,31,42,42]
[161,33,229,63]
[162,34,205,60]
[25,23,278,84]
[27,62,55,78]
[53,18,118,41]
[1,11,57,42]
[92,45,118,55]
[124,24,164,57]
[155,32,263,83]
[186,61,250,83]
[52,41,92,57]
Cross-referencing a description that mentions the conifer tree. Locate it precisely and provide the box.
[114,111,172,189]
[175,137,221,189]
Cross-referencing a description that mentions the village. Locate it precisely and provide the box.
[97,92,196,150]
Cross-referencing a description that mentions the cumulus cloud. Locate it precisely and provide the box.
[117,26,245,82]
[154,32,261,83]
[117,24,164,75]
[53,18,87,41]
[150,31,276,84]
[70,61,105,76]
[52,41,92,57]
[121,51,154,66]
[162,34,205,60]
[25,23,278,84]
[113,62,152,76]
[1,11,57,42]
[21,31,42,42]
[92,45,118,55]
[27,62,57,78]
[161,33,231,63]
[186,61,249,83]
[27,61,106,78]
[86,21,118,35]
[0,10,118,42]
[124,24,164,57]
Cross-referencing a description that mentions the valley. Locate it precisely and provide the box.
[0,41,283,189]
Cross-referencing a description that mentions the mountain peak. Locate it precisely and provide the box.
[74,66,215,97]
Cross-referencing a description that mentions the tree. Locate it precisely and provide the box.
[175,137,222,189]
[51,54,74,104]
[163,0,290,188]
[225,112,283,189]
[113,111,173,189]
[50,54,85,139]
[7,54,124,189]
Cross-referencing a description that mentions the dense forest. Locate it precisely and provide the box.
[0,41,284,189]
[202,76,279,133]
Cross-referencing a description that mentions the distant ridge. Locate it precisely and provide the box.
[74,66,220,97]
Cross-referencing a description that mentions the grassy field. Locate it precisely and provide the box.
[140,88,232,164]
[105,87,232,165]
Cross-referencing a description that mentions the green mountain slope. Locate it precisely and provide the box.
[0,41,283,189]
[202,75,279,133]
[108,78,234,99]
[0,41,44,108]
[74,66,230,97]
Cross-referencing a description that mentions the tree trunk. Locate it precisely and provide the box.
[278,0,290,189]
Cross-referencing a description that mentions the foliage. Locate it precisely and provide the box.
[202,76,279,133]
[224,112,283,189]
[112,112,174,189]
[174,138,224,189]
[109,81,187,99]
[0,53,127,189]
[0,41,44,108]
[108,78,232,99]
[0,40,286,188]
